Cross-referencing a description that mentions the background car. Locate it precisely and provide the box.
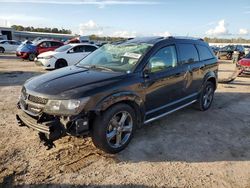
[36,43,98,69]
[0,40,21,53]
[243,45,250,55]
[237,52,250,74]
[217,45,245,60]
[210,45,220,56]
[16,39,63,61]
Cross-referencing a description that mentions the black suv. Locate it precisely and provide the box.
[16,37,218,153]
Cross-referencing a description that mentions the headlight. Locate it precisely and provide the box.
[44,97,89,115]
[44,55,55,59]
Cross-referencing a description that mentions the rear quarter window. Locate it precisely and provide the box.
[178,43,199,64]
[196,44,214,61]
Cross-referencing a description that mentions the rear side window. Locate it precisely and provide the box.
[178,44,199,64]
[85,45,97,52]
[51,42,61,47]
[196,45,214,61]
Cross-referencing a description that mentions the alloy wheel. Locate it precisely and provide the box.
[106,111,133,149]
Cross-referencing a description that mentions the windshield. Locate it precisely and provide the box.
[55,44,72,52]
[221,45,235,51]
[77,43,152,72]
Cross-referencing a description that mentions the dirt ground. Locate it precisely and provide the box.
[0,54,250,188]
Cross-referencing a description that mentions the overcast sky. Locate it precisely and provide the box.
[0,0,250,38]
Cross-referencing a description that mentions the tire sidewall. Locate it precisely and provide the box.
[55,59,67,69]
[199,81,215,111]
[28,53,36,61]
[0,47,5,53]
[92,103,136,154]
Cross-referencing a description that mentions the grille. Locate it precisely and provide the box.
[28,95,48,105]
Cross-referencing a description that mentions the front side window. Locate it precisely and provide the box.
[178,43,199,64]
[77,43,152,72]
[148,45,177,73]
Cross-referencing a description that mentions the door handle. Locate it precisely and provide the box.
[200,65,205,69]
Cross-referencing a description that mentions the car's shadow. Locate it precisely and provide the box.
[117,91,250,163]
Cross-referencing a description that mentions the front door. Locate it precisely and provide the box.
[143,45,186,120]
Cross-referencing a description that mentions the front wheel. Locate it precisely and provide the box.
[92,103,136,154]
[197,81,215,111]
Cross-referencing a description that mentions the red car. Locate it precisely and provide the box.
[237,53,250,74]
[16,39,63,61]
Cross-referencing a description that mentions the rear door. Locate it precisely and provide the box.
[143,44,186,120]
[176,43,201,96]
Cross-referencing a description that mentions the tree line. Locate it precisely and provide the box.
[204,37,250,43]
[11,25,72,34]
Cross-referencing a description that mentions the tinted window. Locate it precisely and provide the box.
[196,45,214,61]
[178,44,199,64]
[51,42,61,47]
[85,45,97,52]
[148,45,177,73]
[69,45,85,53]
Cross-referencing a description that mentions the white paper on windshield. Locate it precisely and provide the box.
[123,52,141,59]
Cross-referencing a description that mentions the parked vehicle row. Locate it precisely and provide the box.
[16,36,218,153]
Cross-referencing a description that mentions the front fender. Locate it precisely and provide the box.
[95,91,144,112]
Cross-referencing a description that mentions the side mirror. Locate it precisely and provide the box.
[143,68,150,78]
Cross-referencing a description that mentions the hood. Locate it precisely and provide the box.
[239,58,250,66]
[17,43,37,53]
[38,51,58,58]
[24,66,125,99]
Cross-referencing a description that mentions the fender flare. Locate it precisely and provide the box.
[93,91,145,126]
[202,71,217,89]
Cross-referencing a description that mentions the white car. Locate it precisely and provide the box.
[36,43,98,69]
[0,40,21,53]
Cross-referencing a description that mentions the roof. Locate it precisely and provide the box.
[120,36,205,46]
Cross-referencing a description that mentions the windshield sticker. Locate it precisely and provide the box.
[123,52,141,59]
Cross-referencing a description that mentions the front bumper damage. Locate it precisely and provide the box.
[16,102,90,149]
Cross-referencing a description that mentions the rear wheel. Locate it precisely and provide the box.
[0,47,5,53]
[92,103,136,153]
[55,59,67,69]
[197,81,215,111]
[28,53,36,61]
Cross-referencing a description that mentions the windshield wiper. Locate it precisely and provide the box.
[89,65,114,72]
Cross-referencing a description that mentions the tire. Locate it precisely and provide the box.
[28,53,36,61]
[197,81,215,111]
[0,47,5,53]
[92,103,136,154]
[55,59,67,69]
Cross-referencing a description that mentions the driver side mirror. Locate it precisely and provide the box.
[143,67,150,78]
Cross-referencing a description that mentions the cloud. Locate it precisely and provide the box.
[239,28,249,35]
[205,19,229,36]
[79,20,104,35]
[0,14,46,27]
[112,30,137,38]
[153,31,171,37]
[0,0,161,5]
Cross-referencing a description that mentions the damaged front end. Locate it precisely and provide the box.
[16,88,90,149]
